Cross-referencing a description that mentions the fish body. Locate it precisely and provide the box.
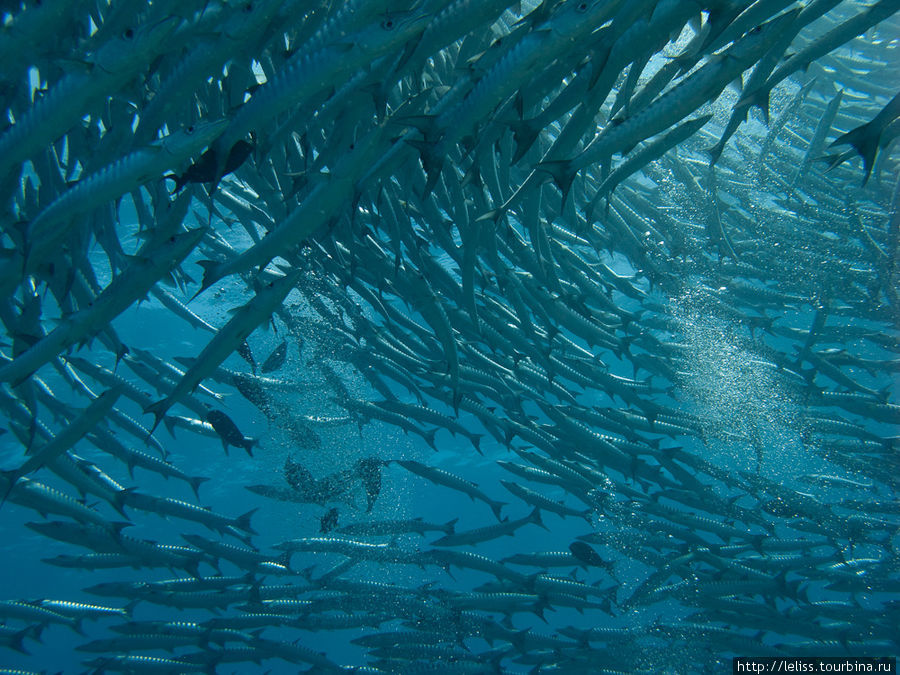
[431,508,544,547]
[145,268,301,428]
[0,15,182,182]
[578,11,799,179]
[24,120,226,269]
[0,228,206,385]
[394,460,506,520]
[205,409,257,456]
[2,388,122,493]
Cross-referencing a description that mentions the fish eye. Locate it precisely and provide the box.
[243,2,253,11]
[576,1,589,11]
[185,125,195,134]
[123,27,135,39]
[382,17,395,30]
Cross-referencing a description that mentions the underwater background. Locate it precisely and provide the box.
[0,0,898,673]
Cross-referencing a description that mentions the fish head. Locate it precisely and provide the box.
[93,15,182,74]
[221,0,284,40]
[353,6,434,54]
[726,7,801,63]
[159,119,229,160]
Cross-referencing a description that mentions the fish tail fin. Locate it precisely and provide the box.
[143,399,170,434]
[194,260,222,298]
[123,457,140,481]
[423,428,438,452]
[114,343,129,367]
[536,159,577,201]
[748,534,764,554]
[444,517,458,535]
[110,476,133,518]
[29,621,45,644]
[604,564,621,584]
[233,530,253,547]
[9,627,31,654]
[189,476,210,500]
[422,159,444,198]
[162,415,177,438]
[277,550,293,573]
[182,559,202,580]
[0,468,21,508]
[7,220,28,253]
[829,122,879,184]
[451,389,462,416]
[123,598,140,617]
[242,437,258,457]
[235,508,258,535]
[163,172,179,194]
[735,86,771,126]
[584,191,600,224]
[706,139,726,166]
[821,149,850,172]
[489,499,506,521]
[507,118,540,164]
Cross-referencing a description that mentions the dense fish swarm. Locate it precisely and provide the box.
[0,0,898,672]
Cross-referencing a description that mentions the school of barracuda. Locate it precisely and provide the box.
[0,0,897,672]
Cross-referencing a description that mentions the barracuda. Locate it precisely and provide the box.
[0,474,115,530]
[394,459,506,520]
[23,120,226,269]
[500,480,592,522]
[118,489,256,540]
[1,388,122,497]
[0,600,83,634]
[211,7,432,173]
[707,11,804,164]
[0,228,205,385]
[197,122,394,289]
[0,0,94,94]
[132,0,285,144]
[738,0,900,119]
[0,16,181,183]
[431,508,544,547]
[145,268,301,428]
[337,516,458,537]
[543,10,800,192]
